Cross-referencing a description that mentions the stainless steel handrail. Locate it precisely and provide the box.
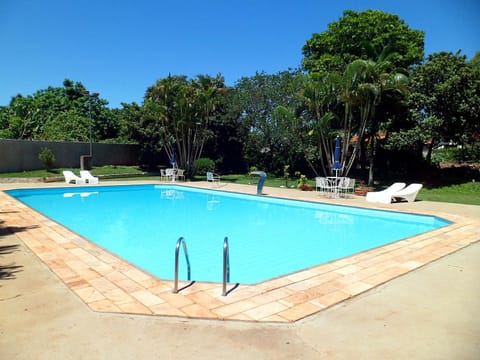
[173,237,191,293]
[222,236,230,296]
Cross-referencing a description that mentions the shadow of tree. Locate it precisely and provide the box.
[0,243,23,280]
[0,223,39,237]
[0,263,23,280]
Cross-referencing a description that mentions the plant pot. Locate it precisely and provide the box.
[354,187,374,196]
[299,184,314,191]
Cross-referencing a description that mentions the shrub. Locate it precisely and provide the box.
[193,157,215,175]
[38,147,56,170]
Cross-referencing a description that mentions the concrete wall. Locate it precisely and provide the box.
[0,139,140,172]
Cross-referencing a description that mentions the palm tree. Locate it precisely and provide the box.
[144,74,226,177]
[300,72,341,176]
[341,47,409,184]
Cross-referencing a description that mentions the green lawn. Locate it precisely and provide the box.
[1,166,479,205]
[417,182,480,205]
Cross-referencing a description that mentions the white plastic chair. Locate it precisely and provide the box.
[160,169,168,182]
[63,170,86,185]
[165,168,175,182]
[366,182,406,204]
[339,177,355,198]
[176,169,185,181]
[315,177,334,196]
[206,171,220,185]
[391,183,423,203]
[80,170,99,184]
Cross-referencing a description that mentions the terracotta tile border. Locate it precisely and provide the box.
[1,182,479,322]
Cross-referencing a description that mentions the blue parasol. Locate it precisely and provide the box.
[333,136,342,176]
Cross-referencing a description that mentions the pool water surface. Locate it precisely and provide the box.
[7,185,450,284]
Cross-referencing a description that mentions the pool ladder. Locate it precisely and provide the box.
[173,237,191,293]
[172,236,230,296]
[222,236,230,296]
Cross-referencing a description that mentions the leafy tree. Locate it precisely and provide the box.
[404,51,480,162]
[0,79,116,143]
[302,10,424,74]
[344,50,409,185]
[201,87,246,173]
[299,72,342,176]
[142,74,227,176]
[38,147,56,169]
[235,70,305,174]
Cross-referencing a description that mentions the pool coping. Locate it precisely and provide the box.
[1,181,479,322]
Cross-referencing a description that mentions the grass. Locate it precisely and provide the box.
[0,166,147,179]
[417,181,480,205]
[1,166,479,205]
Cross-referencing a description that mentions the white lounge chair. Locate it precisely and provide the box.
[206,171,220,185]
[63,170,86,185]
[391,183,423,203]
[80,170,99,184]
[366,182,406,204]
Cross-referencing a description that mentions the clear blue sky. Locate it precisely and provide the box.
[1,0,478,108]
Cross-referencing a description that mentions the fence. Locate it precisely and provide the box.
[0,139,140,173]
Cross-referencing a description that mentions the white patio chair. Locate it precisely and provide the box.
[63,170,86,185]
[315,177,334,196]
[339,177,355,198]
[165,168,175,182]
[176,169,185,181]
[160,169,168,182]
[80,170,99,184]
[366,182,406,204]
[391,183,423,203]
[206,171,220,185]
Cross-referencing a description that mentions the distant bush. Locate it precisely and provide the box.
[38,147,56,170]
[194,157,215,175]
[432,145,480,163]
[456,144,480,162]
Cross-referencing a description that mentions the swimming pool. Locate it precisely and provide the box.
[7,185,450,284]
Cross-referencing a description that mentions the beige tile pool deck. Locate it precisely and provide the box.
[1,181,479,324]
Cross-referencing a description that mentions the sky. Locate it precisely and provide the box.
[1,0,478,109]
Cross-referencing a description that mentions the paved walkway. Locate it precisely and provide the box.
[1,181,479,359]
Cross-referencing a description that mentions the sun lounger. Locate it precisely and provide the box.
[366,182,406,204]
[63,170,86,185]
[391,183,423,203]
[80,170,99,184]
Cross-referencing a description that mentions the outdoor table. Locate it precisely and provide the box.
[327,176,341,198]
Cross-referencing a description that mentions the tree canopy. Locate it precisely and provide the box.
[302,10,424,73]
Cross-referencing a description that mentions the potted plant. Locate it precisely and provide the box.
[296,172,313,191]
[354,180,374,196]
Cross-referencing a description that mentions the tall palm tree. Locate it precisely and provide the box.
[301,72,341,176]
[341,47,409,184]
[144,74,226,177]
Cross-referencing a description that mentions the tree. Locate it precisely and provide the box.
[301,46,410,184]
[143,74,227,176]
[405,51,480,162]
[344,49,410,185]
[299,72,341,176]
[302,10,424,74]
[235,70,305,174]
[0,79,115,142]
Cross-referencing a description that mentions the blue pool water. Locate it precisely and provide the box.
[7,185,450,284]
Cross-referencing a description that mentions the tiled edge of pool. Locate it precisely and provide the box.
[1,184,479,323]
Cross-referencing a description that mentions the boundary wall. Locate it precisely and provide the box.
[0,139,140,172]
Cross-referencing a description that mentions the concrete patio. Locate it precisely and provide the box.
[1,181,479,359]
